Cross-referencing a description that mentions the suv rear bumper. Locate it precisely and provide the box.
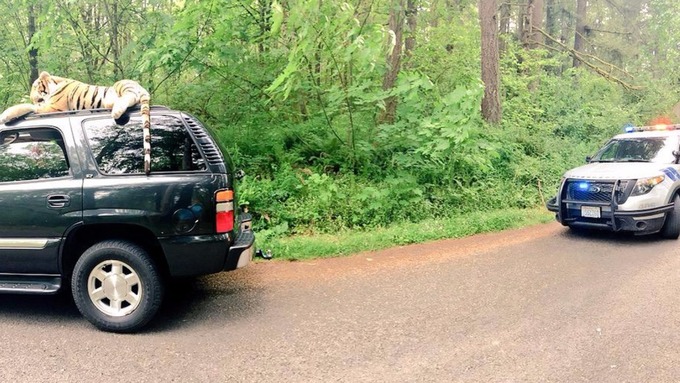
[225,212,255,270]
[225,229,255,270]
[161,213,255,276]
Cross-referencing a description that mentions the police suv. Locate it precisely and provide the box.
[546,124,680,238]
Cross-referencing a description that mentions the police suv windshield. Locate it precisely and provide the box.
[590,136,679,163]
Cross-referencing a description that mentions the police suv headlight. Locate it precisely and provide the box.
[631,175,665,196]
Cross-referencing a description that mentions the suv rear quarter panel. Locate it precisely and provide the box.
[81,173,225,235]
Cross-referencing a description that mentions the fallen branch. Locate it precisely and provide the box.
[533,27,642,90]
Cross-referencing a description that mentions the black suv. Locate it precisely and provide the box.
[0,106,254,332]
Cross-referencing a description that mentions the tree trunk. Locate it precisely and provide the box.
[378,0,405,125]
[499,1,510,53]
[27,3,38,87]
[518,0,529,46]
[103,1,123,78]
[545,0,562,73]
[111,1,121,78]
[479,0,502,124]
[258,0,273,53]
[545,0,557,44]
[499,1,510,35]
[405,0,417,58]
[573,0,587,67]
[529,0,544,48]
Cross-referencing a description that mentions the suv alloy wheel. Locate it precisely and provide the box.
[71,240,164,332]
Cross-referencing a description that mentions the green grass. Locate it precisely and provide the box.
[257,207,555,261]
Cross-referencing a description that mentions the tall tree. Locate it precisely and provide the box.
[479,0,501,123]
[518,1,529,45]
[573,0,587,67]
[499,1,510,52]
[545,0,557,43]
[378,0,405,124]
[529,0,544,48]
[103,1,122,78]
[405,0,417,57]
[27,3,39,86]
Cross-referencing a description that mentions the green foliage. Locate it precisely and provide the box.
[155,0,680,238]
[411,4,481,91]
[238,168,433,234]
[261,207,554,260]
[0,0,679,250]
[495,42,647,204]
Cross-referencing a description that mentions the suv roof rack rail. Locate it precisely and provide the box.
[5,105,172,124]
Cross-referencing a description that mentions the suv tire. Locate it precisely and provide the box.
[71,240,164,332]
[661,195,680,239]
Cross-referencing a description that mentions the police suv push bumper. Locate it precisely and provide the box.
[546,164,680,233]
[547,173,676,233]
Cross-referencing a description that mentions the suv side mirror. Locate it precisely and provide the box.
[585,156,592,163]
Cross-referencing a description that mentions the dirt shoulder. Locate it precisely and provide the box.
[220,222,563,288]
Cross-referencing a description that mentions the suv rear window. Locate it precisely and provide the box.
[84,115,207,174]
[0,128,69,182]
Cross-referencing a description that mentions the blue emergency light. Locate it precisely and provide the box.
[622,124,680,133]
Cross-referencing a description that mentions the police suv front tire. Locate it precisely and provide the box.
[661,195,680,239]
[71,240,164,332]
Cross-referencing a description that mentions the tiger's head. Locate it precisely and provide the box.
[30,71,59,105]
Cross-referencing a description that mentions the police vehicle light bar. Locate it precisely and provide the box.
[624,124,680,133]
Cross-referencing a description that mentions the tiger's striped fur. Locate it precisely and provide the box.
[0,71,152,175]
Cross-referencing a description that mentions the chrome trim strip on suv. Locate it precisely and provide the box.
[0,239,48,249]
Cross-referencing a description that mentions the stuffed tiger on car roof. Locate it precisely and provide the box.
[0,71,152,175]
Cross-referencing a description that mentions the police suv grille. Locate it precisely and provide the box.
[183,115,224,166]
[565,181,615,202]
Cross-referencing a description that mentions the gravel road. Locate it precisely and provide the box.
[2,222,680,382]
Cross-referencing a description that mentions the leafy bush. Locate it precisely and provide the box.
[142,0,680,242]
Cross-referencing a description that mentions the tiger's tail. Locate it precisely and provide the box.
[140,92,151,175]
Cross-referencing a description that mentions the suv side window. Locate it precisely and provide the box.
[84,115,207,174]
[0,128,69,182]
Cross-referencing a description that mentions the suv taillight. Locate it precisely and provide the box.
[215,189,234,233]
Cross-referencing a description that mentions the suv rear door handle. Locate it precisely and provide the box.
[47,195,71,208]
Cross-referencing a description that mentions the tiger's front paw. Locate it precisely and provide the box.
[0,107,19,124]
[0,103,38,124]
[111,106,126,120]
[111,106,131,125]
